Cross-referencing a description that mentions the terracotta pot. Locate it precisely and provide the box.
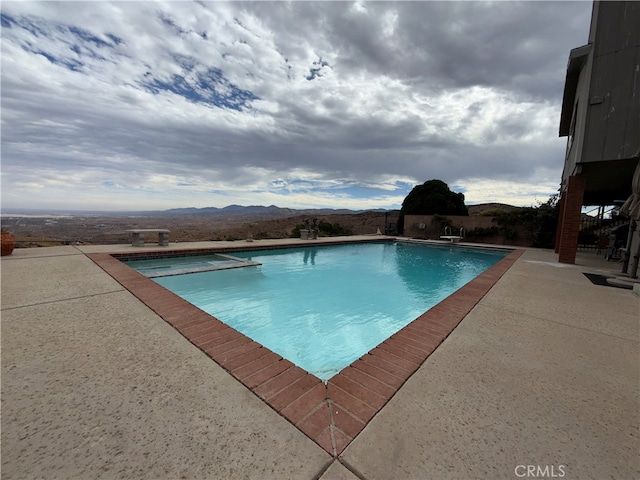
[1,231,15,256]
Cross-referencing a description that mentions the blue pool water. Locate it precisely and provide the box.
[144,242,507,381]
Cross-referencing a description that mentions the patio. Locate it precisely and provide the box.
[1,239,638,479]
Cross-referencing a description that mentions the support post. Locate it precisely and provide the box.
[555,194,566,253]
[558,175,585,264]
[621,218,635,273]
[629,223,640,279]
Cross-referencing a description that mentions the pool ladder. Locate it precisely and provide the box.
[444,226,464,238]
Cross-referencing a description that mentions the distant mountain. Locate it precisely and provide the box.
[1,205,391,219]
[162,204,286,214]
[159,204,379,218]
[3,203,519,220]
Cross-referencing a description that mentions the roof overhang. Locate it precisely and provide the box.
[559,44,592,137]
[581,157,639,206]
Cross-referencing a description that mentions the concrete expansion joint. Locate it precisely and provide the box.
[0,289,126,312]
[0,252,84,260]
[338,457,369,480]
[477,303,639,343]
[543,317,640,343]
[510,272,587,288]
[311,458,338,480]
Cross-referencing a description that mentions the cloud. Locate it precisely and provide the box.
[0,1,592,211]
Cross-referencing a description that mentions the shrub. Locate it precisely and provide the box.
[290,221,353,238]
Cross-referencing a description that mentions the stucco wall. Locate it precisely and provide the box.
[403,214,531,246]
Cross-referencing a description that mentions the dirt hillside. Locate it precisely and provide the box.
[4,203,519,247]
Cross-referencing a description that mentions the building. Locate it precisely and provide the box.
[557,1,640,270]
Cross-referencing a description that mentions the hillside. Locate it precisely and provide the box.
[467,203,521,216]
[2,209,400,247]
[2,203,519,247]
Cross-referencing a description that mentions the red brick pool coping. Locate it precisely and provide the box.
[88,242,524,457]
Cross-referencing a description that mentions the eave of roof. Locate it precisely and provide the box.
[559,44,592,137]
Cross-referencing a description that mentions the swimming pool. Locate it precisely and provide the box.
[131,241,507,381]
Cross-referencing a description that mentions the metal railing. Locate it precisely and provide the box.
[578,206,626,252]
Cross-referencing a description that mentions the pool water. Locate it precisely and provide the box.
[146,242,507,381]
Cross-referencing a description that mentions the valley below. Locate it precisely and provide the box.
[1,203,512,248]
[1,209,400,248]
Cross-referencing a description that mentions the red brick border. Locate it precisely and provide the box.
[88,244,523,457]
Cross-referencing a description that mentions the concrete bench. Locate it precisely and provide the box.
[127,229,170,247]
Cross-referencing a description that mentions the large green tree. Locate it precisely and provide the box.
[398,179,468,233]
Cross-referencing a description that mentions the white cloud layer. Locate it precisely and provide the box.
[0,1,592,211]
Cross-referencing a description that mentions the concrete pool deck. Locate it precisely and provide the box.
[1,237,639,479]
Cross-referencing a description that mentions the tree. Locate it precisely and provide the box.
[531,195,559,248]
[398,180,468,233]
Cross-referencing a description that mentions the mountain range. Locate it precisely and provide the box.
[2,202,521,219]
[1,204,390,219]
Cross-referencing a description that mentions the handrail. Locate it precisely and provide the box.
[444,226,464,237]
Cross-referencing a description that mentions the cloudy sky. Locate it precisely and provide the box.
[1,1,593,212]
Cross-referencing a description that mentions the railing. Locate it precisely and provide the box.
[444,226,464,238]
[578,206,626,252]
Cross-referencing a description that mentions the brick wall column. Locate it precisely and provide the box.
[555,194,566,253]
[558,175,585,264]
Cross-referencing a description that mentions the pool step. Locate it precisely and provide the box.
[143,254,261,278]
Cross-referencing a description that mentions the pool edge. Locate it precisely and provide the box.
[87,243,524,458]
